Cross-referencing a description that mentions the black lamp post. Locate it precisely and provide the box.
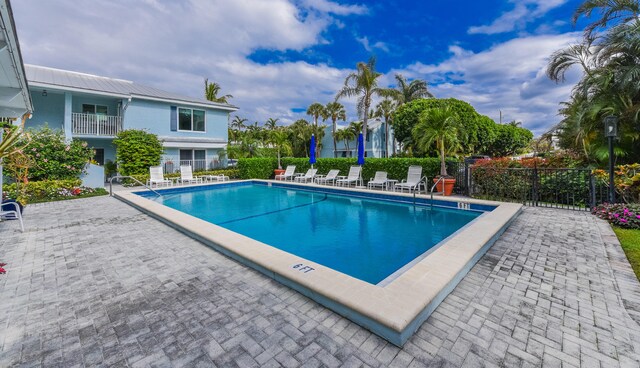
[604,116,618,203]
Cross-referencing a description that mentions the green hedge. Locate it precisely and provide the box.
[3,179,108,204]
[238,157,458,181]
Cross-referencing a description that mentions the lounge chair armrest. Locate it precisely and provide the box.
[0,202,20,212]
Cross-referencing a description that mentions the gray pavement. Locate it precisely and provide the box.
[1,196,639,367]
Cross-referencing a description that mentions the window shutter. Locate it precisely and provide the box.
[170,106,177,131]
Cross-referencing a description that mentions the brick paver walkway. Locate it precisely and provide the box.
[1,196,639,367]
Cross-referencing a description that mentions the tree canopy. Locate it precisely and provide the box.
[547,0,640,164]
[392,98,532,157]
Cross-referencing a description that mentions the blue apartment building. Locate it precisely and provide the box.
[24,65,237,172]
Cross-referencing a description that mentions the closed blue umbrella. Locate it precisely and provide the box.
[357,132,365,165]
[309,134,316,168]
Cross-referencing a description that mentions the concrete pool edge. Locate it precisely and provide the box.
[114,181,522,346]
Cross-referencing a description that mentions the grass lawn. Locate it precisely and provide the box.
[614,227,640,280]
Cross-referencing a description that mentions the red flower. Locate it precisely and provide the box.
[0,263,5,267]
[0,267,5,274]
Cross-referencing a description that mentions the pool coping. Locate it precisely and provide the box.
[114,180,522,346]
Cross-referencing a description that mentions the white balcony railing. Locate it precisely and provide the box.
[71,113,122,136]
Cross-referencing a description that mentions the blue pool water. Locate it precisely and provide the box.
[145,183,483,284]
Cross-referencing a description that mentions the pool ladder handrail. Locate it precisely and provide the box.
[429,176,446,208]
[109,175,162,197]
[412,176,429,204]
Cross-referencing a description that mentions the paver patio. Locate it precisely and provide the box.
[1,196,639,367]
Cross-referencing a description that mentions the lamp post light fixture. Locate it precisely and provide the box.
[604,115,618,203]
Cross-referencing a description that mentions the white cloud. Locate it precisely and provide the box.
[468,0,568,35]
[393,33,582,135]
[355,36,390,53]
[12,0,364,126]
[10,0,581,137]
[300,0,367,15]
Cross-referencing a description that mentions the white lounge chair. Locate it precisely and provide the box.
[175,165,203,185]
[294,168,317,183]
[148,166,172,188]
[314,170,340,186]
[202,174,229,182]
[0,201,24,232]
[275,165,296,181]
[394,165,425,193]
[367,171,388,190]
[336,166,363,187]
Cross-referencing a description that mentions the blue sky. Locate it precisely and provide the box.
[12,0,587,135]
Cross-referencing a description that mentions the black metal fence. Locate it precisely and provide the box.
[465,166,609,211]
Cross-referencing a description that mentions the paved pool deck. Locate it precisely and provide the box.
[1,196,639,367]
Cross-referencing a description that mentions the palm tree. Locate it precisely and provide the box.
[246,122,265,143]
[289,119,312,157]
[334,127,355,156]
[265,118,279,131]
[412,106,462,177]
[306,103,325,126]
[546,43,596,83]
[374,99,397,157]
[336,57,394,137]
[348,121,363,139]
[204,79,233,103]
[392,74,433,104]
[230,115,247,130]
[309,124,327,158]
[323,102,346,158]
[268,129,292,169]
[573,0,639,38]
[547,2,640,163]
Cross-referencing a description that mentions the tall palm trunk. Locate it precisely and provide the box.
[332,119,337,158]
[363,100,370,137]
[385,120,389,158]
[439,139,447,177]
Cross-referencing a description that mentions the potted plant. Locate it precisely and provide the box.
[412,106,462,196]
[268,129,292,178]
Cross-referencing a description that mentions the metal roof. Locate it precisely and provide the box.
[25,64,238,111]
[0,0,33,118]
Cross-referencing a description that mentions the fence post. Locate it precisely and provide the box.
[532,166,539,207]
[464,161,470,196]
[589,172,596,209]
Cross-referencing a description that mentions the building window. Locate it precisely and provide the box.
[178,108,205,132]
[179,149,207,171]
[82,104,108,115]
[94,148,105,165]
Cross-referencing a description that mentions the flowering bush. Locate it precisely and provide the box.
[593,203,640,229]
[3,179,107,204]
[593,164,640,204]
[4,126,93,181]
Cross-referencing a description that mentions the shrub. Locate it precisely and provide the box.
[470,158,592,205]
[2,179,108,204]
[113,130,164,176]
[238,157,458,181]
[593,164,640,204]
[238,158,277,179]
[593,203,640,229]
[5,126,93,181]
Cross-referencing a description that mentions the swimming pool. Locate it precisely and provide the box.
[118,180,521,346]
[146,183,482,284]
